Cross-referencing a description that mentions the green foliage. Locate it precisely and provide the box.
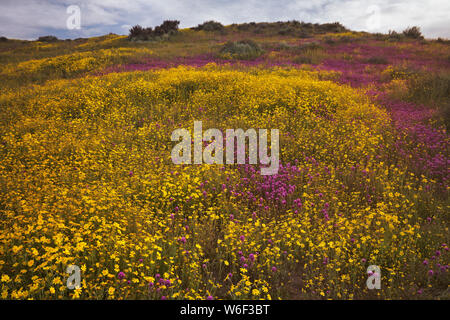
[402,26,424,39]
[193,21,225,32]
[129,20,180,41]
[229,21,347,37]
[407,72,450,105]
[293,48,326,65]
[219,39,264,60]
[386,30,405,42]
[37,35,59,42]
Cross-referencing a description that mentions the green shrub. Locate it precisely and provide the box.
[293,47,326,65]
[318,22,347,33]
[219,39,264,60]
[37,35,58,42]
[229,21,346,36]
[386,30,405,41]
[193,21,224,32]
[407,72,450,105]
[129,20,179,41]
[402,26,424,39]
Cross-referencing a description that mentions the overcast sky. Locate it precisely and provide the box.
[0,0,449,40]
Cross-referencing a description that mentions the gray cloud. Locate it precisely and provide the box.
[0,0,448,40]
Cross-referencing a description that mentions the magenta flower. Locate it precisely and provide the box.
[207,295,214,300]
[239,235,245,242]
[117,271,125,280]
[271,266,277,272]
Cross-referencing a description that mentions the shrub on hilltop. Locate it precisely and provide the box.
[192,20,225,32]
[37,35,59,42]
[129,20,180,41]
[386,30,405,41]
[229,20,347,37]
[402,26,424,39]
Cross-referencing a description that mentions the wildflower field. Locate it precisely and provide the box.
[0,24,449,300]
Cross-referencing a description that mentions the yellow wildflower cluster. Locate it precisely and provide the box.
[0,65,447,300]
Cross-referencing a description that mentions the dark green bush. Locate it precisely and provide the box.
[402,26,424,39]
[37,36,58,42]
[219,39,264,60]
[229,21,347,36]
[386,30,404,41]
[193,21,224,32]
[129,20,179,41]
[318,22,347,33]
